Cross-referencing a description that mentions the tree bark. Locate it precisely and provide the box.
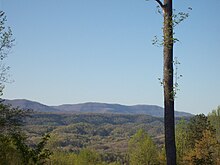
[163,0,177,164]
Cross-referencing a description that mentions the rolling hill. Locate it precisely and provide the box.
[3,99,192,117]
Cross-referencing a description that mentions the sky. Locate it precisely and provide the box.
[1,0,220,115]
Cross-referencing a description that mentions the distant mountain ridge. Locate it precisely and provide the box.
[3,99,193,117]
[3,99,60,112]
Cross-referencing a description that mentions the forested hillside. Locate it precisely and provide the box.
[1,105,220,164]
[23,113,165,154]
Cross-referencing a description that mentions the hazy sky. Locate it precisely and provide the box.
[1,0,220,114]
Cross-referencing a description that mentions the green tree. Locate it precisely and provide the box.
[175,115,220,165]
[0,104,29,133]
[175,118,189,164]
[128,129,159,165]
[0,134,22,165]
[208,106,220,142]
[12,133,52,165]
[0,101,31,164]
[49,152,77,165]
[184,130,219,165]
[187,114,215,148]
[75,148,102,165]
[0,104,52,164]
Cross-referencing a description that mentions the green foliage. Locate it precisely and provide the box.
[5,130,52,165]
[24,113,164,154]
[208,106,220,142]
[3,109,220,165]
[172,8,192,27]
[0,103,31,133]
[175,118,189,164]
[31,134,52,164]
[49,150,123,165]
[175,114,220,165]
[0,135,22,165]
[0,11,14,56]
[158,145,166,165]
[184,130,219,165]
[75,148,102,165]
[151,6,191,47]
[0,103,28,164]
[187,114,215,148]
[128,129,159,165]
[48,152,77,164]
[0,103,51,164]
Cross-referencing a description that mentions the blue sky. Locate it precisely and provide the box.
[1,0,220,114]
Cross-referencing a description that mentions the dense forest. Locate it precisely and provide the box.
[23,113,165,153]
[1,103,220,164]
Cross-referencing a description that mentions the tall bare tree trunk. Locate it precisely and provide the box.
[163,0,176,164]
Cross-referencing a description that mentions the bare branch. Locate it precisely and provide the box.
[155,0,164,9]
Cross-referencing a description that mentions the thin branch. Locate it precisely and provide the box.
[155,0,164,9]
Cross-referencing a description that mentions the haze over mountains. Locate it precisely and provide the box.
[3,99,192,117]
